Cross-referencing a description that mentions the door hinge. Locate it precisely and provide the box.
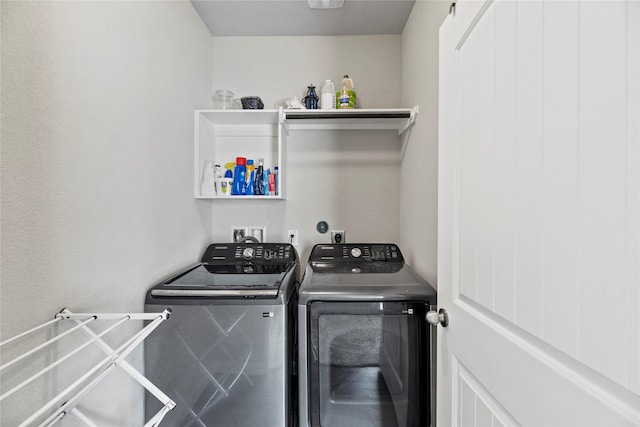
[449,2,456,15]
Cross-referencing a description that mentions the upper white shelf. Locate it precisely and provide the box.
[195,107,418,134]
[196,109,280,126]
[282,107,418,134]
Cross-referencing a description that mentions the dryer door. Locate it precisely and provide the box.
[307,301,429,427]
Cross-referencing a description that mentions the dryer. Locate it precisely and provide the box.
[298,244,436,427]
[145,242,298,427]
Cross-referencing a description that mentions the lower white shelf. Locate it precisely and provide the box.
[196,195,284,200]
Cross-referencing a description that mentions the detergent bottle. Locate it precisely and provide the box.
[254,158,266,195]
[232,157,247,195]
[320,80,335,110]
[221,162,235,196]
[213,164,223,195]
[246,159,255,195]
[337,75,356,109]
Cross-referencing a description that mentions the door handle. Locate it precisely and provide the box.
[426,308,449,327]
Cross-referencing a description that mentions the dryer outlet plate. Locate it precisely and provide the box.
[331,230,345,244]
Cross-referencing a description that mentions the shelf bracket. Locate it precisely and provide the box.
[278,107,290,136]
[398,105,419,136]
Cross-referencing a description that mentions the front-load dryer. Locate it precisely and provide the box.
[145,242,298,427]
[298,244,436,427]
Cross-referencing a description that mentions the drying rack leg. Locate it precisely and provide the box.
[7,309,174,427]
[59,309,175,411]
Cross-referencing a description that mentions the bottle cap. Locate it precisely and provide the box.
[247,159,254,165]
[235,157,247,166]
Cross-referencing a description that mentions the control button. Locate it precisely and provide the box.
[242,247,255,259]
[351,247,362,258]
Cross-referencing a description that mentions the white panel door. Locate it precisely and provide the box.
[437,0,639,425]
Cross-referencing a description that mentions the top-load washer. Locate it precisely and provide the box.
[298,243,436,427]
[145,242,298,427]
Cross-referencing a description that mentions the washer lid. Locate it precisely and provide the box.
[150,262,294,298]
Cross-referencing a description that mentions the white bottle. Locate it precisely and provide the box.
[213,164,223,195]
[201,161,216,196]
[320,79,336,110]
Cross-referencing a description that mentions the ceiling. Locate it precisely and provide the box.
[190,0,417,37]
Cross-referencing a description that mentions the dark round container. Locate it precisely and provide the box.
[240,96,264,109]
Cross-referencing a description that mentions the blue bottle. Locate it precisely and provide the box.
[246,159,255,195]
[254,158,265,196]
[232,157,247,195]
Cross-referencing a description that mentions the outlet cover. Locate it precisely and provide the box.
[331,230,345,244]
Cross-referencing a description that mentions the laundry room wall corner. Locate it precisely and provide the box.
[400,1,450,287]
[1,1,212,425]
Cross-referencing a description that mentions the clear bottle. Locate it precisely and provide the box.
[337,74,356,109]
[201,161,216,196]
[320,80,335,110]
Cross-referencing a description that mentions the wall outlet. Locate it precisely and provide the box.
[287,230,299,246]
[331,230,345,244]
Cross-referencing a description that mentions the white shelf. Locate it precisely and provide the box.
[195,109,284,200]
[282,107,418,134]
[196,109,280,126]
[194,107,418,200]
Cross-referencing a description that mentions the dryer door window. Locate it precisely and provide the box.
[308,301,429,427]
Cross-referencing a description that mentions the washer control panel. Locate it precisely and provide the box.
[202,243,295,263]
[310,244,403,263]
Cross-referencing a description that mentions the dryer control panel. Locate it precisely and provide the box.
[309,244,404,263]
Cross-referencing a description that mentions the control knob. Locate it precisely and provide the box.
[242,247,255,259]
[350,247,362,258]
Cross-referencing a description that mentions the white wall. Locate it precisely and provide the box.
[1,1,212,425]
[210,35,404,262]
[400,1,450,286]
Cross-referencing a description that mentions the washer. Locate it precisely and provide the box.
[145,242,299,427]
[298,244,436,427]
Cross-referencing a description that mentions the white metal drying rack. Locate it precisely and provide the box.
[0,308,175,427]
